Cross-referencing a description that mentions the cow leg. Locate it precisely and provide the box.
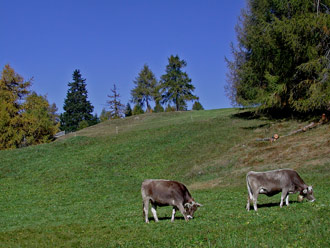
[246,195,251,211]
[177,204,189,221]
[171,207,176,222]
[253,192,259,211]
[280,190,288,208]
[285,194,290,206]
[143,199,150,223]
[151,203,159,222]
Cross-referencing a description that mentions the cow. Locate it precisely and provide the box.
[246,169,315,211]
[141,179,202,223]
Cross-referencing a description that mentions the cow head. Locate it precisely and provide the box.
[300,186,315,202]
[184,201,202,218]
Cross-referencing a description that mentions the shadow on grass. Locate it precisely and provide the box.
[257,200,299,209]
[149,216,186,222]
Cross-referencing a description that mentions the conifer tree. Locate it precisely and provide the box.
[125,103,132,117]
[107,84,125,119]
[60,70,95,132]
[160,55,198,111]
[132,104,144,115]
[22,92,60,146]
[192,101,204,110]
[0,65,31,149]
[226,0,330,115]
[0,65,59,149]
[131,64,158,112]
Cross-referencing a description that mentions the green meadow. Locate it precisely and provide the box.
[0,109,329,247]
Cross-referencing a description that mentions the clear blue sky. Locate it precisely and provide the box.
[1,0,246,115]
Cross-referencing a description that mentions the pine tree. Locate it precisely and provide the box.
[160,55,198,111]
[131,64,158,112]
[125,103,132,117]
[192,101,204,110]
[60,69,95,132]
[107,84,125,119]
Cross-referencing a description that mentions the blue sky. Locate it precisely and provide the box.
[1,0,246,115]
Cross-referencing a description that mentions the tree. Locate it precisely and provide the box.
[60,70,95,132]
[22,92,60,146]
[226,0,330,115]
[0,65,59,149]
[153,101,164,113]
[131,64,158,112]
[125,103,132,117]
[160,55,198,111]
[107,84,125,119]
[100,108,111,122]
[165,104,176,112]
[0,65,31,149]
[192,101,204,110]
[132,104,144,115]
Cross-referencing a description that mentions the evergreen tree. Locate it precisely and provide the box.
[100,108,111,122]
[165,104,176,112]
[226,0,330,115]
[107,84,125,119]
[132,104,144,115]
[153,101,164,113]
[60,70,95,132]
[125,103,132,117]
[131,64,158,112]
[160,55,198,111]
[192,101,204,110]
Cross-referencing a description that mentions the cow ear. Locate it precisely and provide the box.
[303,188,308,194]
[184,202,192,208]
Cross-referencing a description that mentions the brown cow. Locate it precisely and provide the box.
[246,169,315,211]
[141,179,202,223]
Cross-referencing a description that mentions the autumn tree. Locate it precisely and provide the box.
[60,70,95,132]
[22,92,60,146]
[0,64,59,149]
[226,0,330,116]
[160,55,198,111]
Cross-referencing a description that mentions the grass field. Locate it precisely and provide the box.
[0,108,329,247]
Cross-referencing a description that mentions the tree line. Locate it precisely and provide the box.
[226,0,330,116]
[0,54,203,149]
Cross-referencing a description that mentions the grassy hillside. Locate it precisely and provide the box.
[0,109,329,247]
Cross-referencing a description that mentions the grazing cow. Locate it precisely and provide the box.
[246,169,315,211]
[141,179,202,223]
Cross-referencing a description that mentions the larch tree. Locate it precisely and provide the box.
[0,64,59,149]
[160,55,198,111]
[131,64,158,112]
[226,0,330,116]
